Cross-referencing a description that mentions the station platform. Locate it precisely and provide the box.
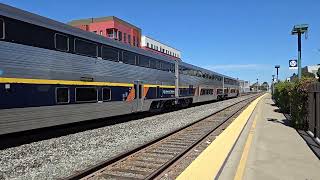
[177,93,320,180]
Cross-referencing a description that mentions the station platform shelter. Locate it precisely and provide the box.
[177,93,320,180]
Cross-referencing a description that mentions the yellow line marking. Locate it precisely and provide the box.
[176,94,267,180]
[0,77,175,88]
[234,107,260,180]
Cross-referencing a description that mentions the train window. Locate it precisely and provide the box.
[139,55,150,68]
[102,88,111,101]
[0,18,4,39]
[122,51,136,65]
[170,64,175,73]
[101,45,119,61]
[56,87,69,104]
[149,58,157,69]
[161,62,171,72]
[54,33,69,52]
[74,38,97,57]
[75,87,97,102]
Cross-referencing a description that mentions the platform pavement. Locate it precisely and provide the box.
[219,93,320,180]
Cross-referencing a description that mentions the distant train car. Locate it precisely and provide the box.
[0,3,239,135]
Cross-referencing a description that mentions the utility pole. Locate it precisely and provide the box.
[291,24,309,79]
[256,78,259,92]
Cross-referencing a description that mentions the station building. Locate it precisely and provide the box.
[68,16,181,60]
[68,16,141,47]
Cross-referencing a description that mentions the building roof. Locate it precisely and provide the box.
[68,16,141,32]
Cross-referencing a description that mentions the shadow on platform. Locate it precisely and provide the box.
[267,118,292,127]
[297,130,320,160]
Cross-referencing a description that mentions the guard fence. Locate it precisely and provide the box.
[308,82,320,139]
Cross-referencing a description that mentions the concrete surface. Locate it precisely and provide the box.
[219,93,320,180]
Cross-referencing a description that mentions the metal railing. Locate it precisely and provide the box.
[307,83,320,139]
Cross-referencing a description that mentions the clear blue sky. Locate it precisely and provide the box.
[2,0,320,84]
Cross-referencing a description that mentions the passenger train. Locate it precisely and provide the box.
[0,3,240,135]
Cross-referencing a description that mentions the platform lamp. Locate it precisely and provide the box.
[275,65,280,82]
[256,78,259,92]
[291,24,309,79]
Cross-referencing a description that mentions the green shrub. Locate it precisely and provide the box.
[273,81,293,113]
[273,78,316,129]
[290,78,315,129]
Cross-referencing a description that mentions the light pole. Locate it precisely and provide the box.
[275,65,280,82]
[272,75,275,96]
[291,24,309,79]
[256,78,259,92]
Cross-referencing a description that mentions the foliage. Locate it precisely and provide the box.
[260,82,269,91]
[273,81,293,113]
[302,71,315,78]
[273,78,316,129]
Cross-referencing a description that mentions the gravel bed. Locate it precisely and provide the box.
[0,95,256,180]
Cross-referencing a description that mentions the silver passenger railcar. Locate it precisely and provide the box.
[0,3,239,135]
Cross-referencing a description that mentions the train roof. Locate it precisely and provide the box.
[0,3,238,82]
[180,61,237,80]
[0,3,173,64]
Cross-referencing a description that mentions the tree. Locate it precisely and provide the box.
[302,71,315,78]
[260,82,269,91]
[317,67,320,82]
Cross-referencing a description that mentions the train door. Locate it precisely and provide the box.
[133,81,144,112]
[189,85,193,96]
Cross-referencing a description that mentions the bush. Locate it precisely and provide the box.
[273,81,293,113]
[273,78,315,129]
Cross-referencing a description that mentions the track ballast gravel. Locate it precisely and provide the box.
[0,95,255,180]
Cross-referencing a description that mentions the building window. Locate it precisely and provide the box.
[0,18,4,39]
[137,40,139,47]
[56,87,69,104]
[118,31,122,41]
[147,42,149,48]
[54,33,69,52]
[124,33,127,42]
[133,36,136,46]
[74,38,98,57]
[75,87,98,102]
[93,31,97,34]
[151,44,153,49]
[106,28,114,38]
[128,34,131,44]
[102,88,111,101]
[101,45,119,61]
[100,30,103,35]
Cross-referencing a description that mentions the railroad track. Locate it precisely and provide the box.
[66,94,261,180]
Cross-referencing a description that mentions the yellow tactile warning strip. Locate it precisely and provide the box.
[176,94,266,180]
[233,103,261,180]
